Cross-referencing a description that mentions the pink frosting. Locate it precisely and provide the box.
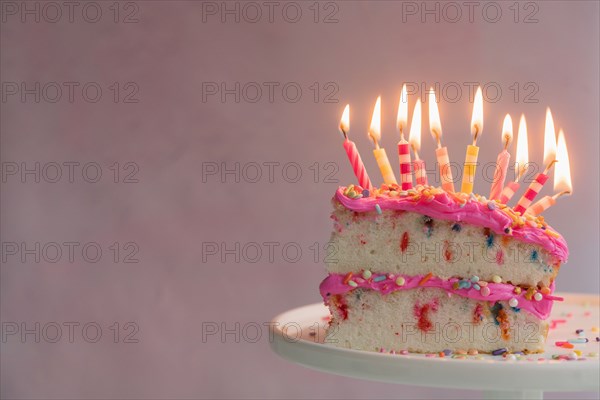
[320,273,561,320]
[334,187,568,262]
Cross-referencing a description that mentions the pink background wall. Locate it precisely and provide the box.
[1,1,598,398]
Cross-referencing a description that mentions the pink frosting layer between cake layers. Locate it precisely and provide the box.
[334,187,568,262]
[320,273,561,320]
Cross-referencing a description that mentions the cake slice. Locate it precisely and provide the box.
[320,184,568,354]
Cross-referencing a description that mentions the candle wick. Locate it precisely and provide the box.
[503,136,510,150]
[472,127,479,146]
[543,159,558,175]
[341,129,348,139]
[433,131,442,149]
[552,190,571,200]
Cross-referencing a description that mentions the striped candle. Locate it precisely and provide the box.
[343,139,373,190]
[499,181,520,204]
[514,173,548,215]
[461,144,479,194]
[413,159,428,186]
[436,146,454,193]
[526,195,555,216]
[339,104,373,190]
[398,140,413,190]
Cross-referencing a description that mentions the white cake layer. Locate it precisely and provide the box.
[327,205,559,288]
[325,287,547,354]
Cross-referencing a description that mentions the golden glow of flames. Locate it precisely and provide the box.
[397,84,409,135]
[339,104,350,135]
[408,101,422,151]
[428,88,442,141]
[369,96,382,144]
[543,108,557,167]
[554,129,572,194]
[471,86,484,138]
[515,114,529,180]
[502,114,513,147]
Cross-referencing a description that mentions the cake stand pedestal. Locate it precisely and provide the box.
[270,293,599,400]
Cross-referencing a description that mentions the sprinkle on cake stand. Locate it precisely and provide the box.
[270,293,600,400]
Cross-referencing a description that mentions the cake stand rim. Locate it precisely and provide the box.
[269,292,600,392]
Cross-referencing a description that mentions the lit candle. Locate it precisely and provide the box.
[397,85,412,190]
[339,104,373,190]
[514,108,557,215]
[461,87,483,194]
[499,114,529,204]
[369,96,397,185]
[489,114,513,200]
[526,129,572,215]
[428,88,454,192]
[409,101,428,186]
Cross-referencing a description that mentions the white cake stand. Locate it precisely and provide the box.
[270,293,599,400]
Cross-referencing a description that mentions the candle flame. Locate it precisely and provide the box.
[554,129,572,194]
[408,101,422,152]
[543,108,557,167]
[397,84,409,136]
[339,104,350,136]
[470,86,484,139]
[515,114,529,180]
[428,88,442,143]
[502,114,513,148]
[368,96,382,144]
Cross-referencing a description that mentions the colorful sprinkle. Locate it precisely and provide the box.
[533,292,543,301]
[342,272,353,284]
[375,204,382,214]
[530,250,539,262]
[373,275,386,283]
[348,280,358,287]
[470,275,480,283]
[451,223,462,232]
[509,298,519,308]
[395,276,406,286]
[362,189,370,197]
[473,284,481,291]
[468,348,478,355]
[400,232,410,253]
[492,275,502,284]
[568,338,588,344]
[487,202,496,210]
[362,270,372,279]
[481,286,491,297]
[492,348,508,356]
[419,272,433,286]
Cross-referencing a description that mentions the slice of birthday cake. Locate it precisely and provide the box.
[320,184,568,354]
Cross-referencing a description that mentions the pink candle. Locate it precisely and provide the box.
[413,159,428,186]
[526,195,555,216]
[499,114,528,205]
[398,140,413,190]
[490,150,510,200]
[343,139,372,190]
[499,181,520,204]
[339,104,373,190]
[514,109,557,215]
[514,173,548,215]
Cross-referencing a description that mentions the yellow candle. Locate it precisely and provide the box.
[428,88,454,192]
[369,96,397,185]
[461,87,483,194]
